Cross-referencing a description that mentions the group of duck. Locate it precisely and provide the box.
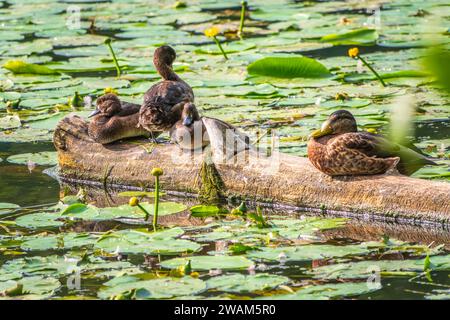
[87,45,436,177]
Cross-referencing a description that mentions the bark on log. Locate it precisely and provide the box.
[53,115,450,225]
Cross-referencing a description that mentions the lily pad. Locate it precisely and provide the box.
[248,57,331,79]
[98,276,206,300]
[0,203,20,215]
[207,273,289,293]
[7,151,57,166]
[160,255,255,271]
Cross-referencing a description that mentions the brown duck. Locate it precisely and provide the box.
[139,45,194,136]
[170,103,251,153]
[88,93,151,144]
[307,110,437,176]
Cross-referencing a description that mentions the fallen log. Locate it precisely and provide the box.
[53,115,450,225]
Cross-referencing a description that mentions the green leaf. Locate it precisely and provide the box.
[160,255,254,271]
[0,203,20,216]
[189,205,221,218]
[207,273,289,293]
[247,57,331,79]
[2,60,59,75]
[98,276,206,300]
[6,151,57,166]
[320,28,378,45]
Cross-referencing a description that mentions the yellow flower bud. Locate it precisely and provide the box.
[104,87,118,95]
[204,26,219,38]
[129,197,139,207]
[151,167,163,177]
[348,47,359,58]
[190,271,200,278]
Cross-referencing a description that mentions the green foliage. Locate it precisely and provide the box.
[247,57,331,79]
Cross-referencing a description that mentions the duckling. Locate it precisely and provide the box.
[169,102,209,150]
[139,45,194,135]
[88,93,152,144]
[170,103,251,156]
[307,109,437,176]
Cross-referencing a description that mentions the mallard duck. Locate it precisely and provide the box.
[139,45,194,135]
[169,102,209,150]
[88,93,152,144]
[170,103,251,154]
[307,110,437,176]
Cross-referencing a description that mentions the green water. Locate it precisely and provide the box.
[0,0,449,300]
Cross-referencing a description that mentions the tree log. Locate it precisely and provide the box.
[53,115,450,225]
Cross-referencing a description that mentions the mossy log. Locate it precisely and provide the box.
[54,115,450,225]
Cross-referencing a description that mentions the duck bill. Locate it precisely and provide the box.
[309,125,332,139]
[182,115,193,126]
[88,109,100,118]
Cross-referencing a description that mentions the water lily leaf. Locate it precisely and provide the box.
[207,273,289,293]
[0,115,21,130]
[0,203,20,215]
[2,60,58,75]
[6,151,57,166]
[117,191,166,197]
[247,57,331,79]
[263,282,380,300]
[21,233,97,251]
[160,255,254,271]
[98,276,206,299]
[15,212,63,229]
[320,28,378,45]
[247,244,372,262]
[189,205,221,218]
[309,255,450,280]
[95,228,200,255]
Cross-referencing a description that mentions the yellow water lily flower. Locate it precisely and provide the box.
[129,197,139,207]
[104,87,118,95]
[348,47,359,58]
[204,26,219,38]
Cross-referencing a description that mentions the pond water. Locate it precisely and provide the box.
[0,0,449,300]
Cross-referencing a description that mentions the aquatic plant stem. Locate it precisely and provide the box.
[238,1,247,39]
[357,55,386,87]
[213,36,228,60]
[138,203,150,222]
[153,175,160,232]
[104,38,122,78]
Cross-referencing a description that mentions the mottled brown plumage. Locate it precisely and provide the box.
[307,110,437,176]
[139,46,194,133]
[88,94,151,144]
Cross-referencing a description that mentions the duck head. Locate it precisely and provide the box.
[181,102,200,126]
[310,109,357,138]
[89,93,121,118]
[153,45,176,68]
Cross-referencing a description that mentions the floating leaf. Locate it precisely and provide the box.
[98,276,206,300]
[2,60,59,75]
[7,151,57,166]
[160,255,254,271]
[320,28,378,45]
[247,57,331,79]
[0,203,20,216]
[207,273,289,293]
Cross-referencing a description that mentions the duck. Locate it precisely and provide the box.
[170,103,251,154]
[307,109,437,176]
[139,45,194,136]
[169,102,209,150]
[88,93,152,144]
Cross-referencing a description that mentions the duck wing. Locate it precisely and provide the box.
[332,132,437,175]
[118,100,141,117]
[144,80,194,106]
